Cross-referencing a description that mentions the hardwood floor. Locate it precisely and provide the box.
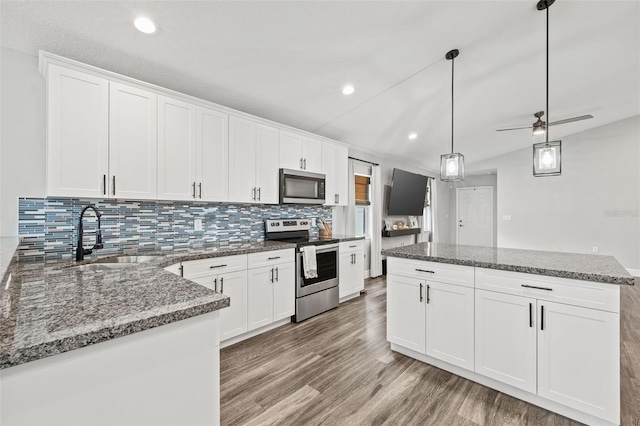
[221,276,640,425]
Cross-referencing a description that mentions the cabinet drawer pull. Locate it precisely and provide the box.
[209,264,227,269]
[268,256,281,260]
[415,268,435,274]
[521,284,553,291]
[426,284,430,304]
[529,303,533,328]
[349,245,357,248]
[419,283,423,302]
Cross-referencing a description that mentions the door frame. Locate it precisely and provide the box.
[455,186,494,246]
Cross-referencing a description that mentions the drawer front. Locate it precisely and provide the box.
[182,254,247,279]
[247,249,295,269]
[387,257,474,288]
[340,240,364,254]
[475,268,620,313]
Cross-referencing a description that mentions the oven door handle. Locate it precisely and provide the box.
[309,243,339,253]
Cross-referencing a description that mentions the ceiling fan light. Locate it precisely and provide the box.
[532,123,546,136]
[440,153,465,181]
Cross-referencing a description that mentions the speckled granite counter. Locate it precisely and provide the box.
[382,242,634,285]
[0,240,295,369]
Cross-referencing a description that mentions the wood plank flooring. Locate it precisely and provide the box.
[221,276,640,425]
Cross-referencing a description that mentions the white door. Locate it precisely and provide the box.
[109,82,157,199]
[457,187,493,246]
[386,274,426,354]
[426,281,474,371]
[475,289,537,393]
[197,107,228,202]
[272,263,295,321]
[302,136,323,172]
[228,116,256,203]
[279,130,303,170]
[219,270,248,341]
[255,124,280,204]
[338,252,353,299]
[538,301,619,423]
[247,266,274,331]
[352,250,365,293]
[157,95,197,200]
[47,65,109,197]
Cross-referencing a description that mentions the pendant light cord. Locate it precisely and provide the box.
[451,54,455,154]
[546,2,549,144]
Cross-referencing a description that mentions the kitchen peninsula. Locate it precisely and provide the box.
[383,242,633,426]
[0,240,294,426]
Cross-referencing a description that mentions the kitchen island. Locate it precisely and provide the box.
[382,242,633,426]
[0,240,294,426]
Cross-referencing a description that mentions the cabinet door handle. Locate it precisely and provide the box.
[112,176,116,196]
[252,187,256,201]
[270,267,274,283]
[415,268,435,274]
[426,284,430,304]
[303,158,307,169]
[209,264,227,269]
[257,187,261,201]
[192,182,196,198]
[353,254,356,264]
[419,283,423,302]
[220,277,224,293]
[529,303,533,327]
[541,305,545,331]
[300,158,303,169]
[178,264,184,278]
[335,194,338,204]
[275,267,279,282]
[268,256,281,260]
[198,182,202,199]
[214,277,218,292]
[522,284,553,291]
[103,175,107,195]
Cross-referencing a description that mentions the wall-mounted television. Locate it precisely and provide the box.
[387,168,428,216]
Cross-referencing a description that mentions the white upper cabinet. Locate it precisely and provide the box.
[109,82,157,200]
[197,106,228,202]
[229,116,279,204]
[279,131,322,173]
[254,124,280,204]
[157,95,197,201]
[322,141,348,206]
[47,64,109,198]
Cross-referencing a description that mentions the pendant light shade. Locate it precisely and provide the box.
[534,0,562,177]
[440,49,465,182]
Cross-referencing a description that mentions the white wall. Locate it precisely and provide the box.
[469,115,640,269]
[0,47,46,237]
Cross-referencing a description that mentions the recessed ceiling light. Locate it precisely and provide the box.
[342,85,355,95]
[408,133,418,140]
[134,17,157,34]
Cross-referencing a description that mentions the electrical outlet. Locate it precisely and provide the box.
[194,218,203,232]
[592,246,599,253]
[311,218,317,227]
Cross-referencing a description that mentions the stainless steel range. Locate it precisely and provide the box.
[265,218,339,322]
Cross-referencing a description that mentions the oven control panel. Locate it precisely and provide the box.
[265,218,311,232]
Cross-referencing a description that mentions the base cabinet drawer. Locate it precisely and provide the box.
[387,257,473,288]
[182,254,247,279]
[247,249,295,269]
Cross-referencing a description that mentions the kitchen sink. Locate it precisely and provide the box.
[69,263,135,272]
[99,255,159,264]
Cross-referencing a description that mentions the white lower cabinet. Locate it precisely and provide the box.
[474,289,537,393]
[537,301,619,422]
[339,241,365,300]
[387,259,621,426]
[386,274,425,353]
[216,271,247,341]
[273,262,296,322]
[426,282,475,371]
[248,261,295,331]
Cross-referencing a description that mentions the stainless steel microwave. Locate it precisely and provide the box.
[279,169,326,204]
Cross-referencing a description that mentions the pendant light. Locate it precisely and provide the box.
[533,0,561,177]
[440,49,465,182]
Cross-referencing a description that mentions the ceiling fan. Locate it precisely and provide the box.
[496,111,594,134]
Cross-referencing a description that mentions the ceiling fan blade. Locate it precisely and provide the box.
[548,114,594,126]
[496,125,534,132]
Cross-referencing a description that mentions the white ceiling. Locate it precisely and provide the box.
[2,1,639,171]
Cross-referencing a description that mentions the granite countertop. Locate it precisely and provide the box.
[382,242,634,285]
[0,240,296,370]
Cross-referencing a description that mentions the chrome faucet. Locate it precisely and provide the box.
[76,204,104,261]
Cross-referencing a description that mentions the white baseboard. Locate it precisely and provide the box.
[626,268,640,277]
[220,318,290,349]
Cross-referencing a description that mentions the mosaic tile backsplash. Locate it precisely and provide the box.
[18,198,332,260]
